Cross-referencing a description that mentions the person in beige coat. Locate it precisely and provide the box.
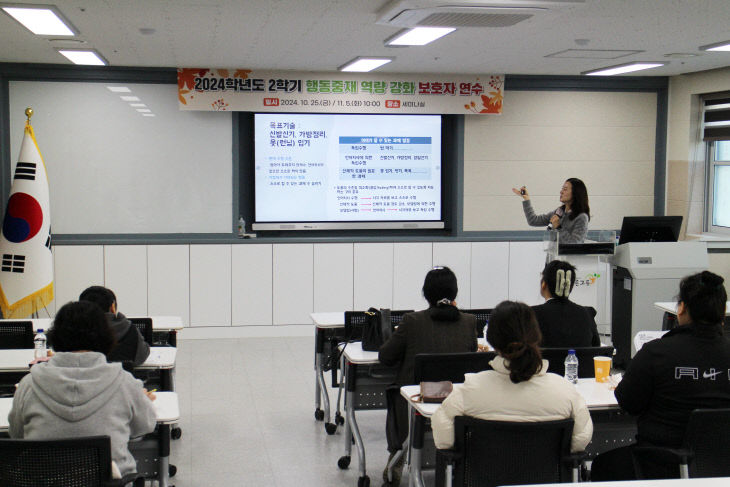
[432,300,593,453]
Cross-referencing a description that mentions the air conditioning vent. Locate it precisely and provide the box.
[376,1,585,28]
[415,11,534,27]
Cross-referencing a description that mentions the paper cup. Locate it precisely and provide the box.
[594,356,612,383]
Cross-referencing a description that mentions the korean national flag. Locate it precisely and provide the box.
[0,120,54,318]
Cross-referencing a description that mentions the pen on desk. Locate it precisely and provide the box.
[148,389,157,393]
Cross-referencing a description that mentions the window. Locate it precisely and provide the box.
[708,140,730,233]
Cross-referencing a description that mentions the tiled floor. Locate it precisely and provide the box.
[167,337,400,487]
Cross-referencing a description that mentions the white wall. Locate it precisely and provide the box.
[463,90,657,231]
[45,241,613,336]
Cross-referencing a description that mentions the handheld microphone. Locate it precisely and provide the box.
[547,207,565,230]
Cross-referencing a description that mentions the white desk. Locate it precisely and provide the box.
[0,347,176,373]
[310,312,347,434]
[654,301,730,316]
[0,391,180,487]
[400,378,621,487]
[0,316,184,333]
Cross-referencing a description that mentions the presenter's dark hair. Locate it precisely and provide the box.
[541,260,577,300]
[487,300,543,383]
[47,301,116,354]
[79,285,116,312]
[678,271,727,327]
[565,177,590,221]
[423,266,460,321]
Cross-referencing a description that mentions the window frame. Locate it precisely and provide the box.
[706,140,730,234]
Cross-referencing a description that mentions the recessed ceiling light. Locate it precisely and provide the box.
[582,62,666,76]
[338,57,393,72]
[129,103,146,107]
[664,53,699,59]
[57,49,107,66]
[120,95,140,102]
[136,108,152,113]
[699,40,730,52]
[107,86,131,93]
[142,114,155,117]
[2,5,76,36]
[385,27,455,46]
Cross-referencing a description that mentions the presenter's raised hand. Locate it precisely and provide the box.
[512,186,529,200]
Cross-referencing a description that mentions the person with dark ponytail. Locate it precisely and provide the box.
[379,266,478,485]
[591,271,730,480]
[513,178,590,243]
[532,260,601,347]
[431,300,592,452]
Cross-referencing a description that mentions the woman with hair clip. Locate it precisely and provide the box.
[431,300,592,451]
[591,271,730,481]
[379,266,478,486]
[512,178,590,244]
[532,260,601,348]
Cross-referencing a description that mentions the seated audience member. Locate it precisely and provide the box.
[532,260,600,348]
[431,300,593,452]
[379,266,478,486]
[80,285,150,366]
[8,301,157,478]
[591,271,730,480]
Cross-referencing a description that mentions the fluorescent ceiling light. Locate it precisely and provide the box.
[2,5,76,35]
[582,62,666,76]
[699,40,730,52]
[136,108,152,113]
[120,95,141,102]
[338,57,393,72]
[57,49,107,65]
[142,114,155,117]
[107,86,131,93]
[386,27,455,46]
[129,103,146,107]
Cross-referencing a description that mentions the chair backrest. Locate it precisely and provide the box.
[541,346,614,378]
[0,435,113,486]
[461,308,492,338]
[343,309,412,341]
[0,321,34,349]
[452,416,574,487]
[128,317,153,346]
[414,351,497,383]
[685,408,730,478]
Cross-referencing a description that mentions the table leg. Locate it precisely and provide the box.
[410,413,426,487]
[157,423,171,487]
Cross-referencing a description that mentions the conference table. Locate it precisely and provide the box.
[310,311,346,434]
[1,315,185,347]
[400,378,629,487]
[0,391,180,487]
[0,347,177,391]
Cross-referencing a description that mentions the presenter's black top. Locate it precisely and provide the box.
[522,200,588,244]
[532,299,600,348]
[378,308,477,386]
[615,323,730,447]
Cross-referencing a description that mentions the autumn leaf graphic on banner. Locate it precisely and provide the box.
[465,76,503,114]
[177,68,209,105]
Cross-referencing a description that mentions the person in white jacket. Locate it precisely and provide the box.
[431,300,593,453]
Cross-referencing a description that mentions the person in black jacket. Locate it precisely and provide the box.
[591,270,730,480]
[378,266,477,486]
[532,260,600,348]
[79,286,150,367]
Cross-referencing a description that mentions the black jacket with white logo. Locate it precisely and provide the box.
[615,323,730,447]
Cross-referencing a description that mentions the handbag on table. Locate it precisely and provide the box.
[361,307,392,351]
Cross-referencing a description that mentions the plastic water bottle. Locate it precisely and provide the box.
[34,329,47,359]
[237,216,245,238]
[482,317,489,339]
[564,349,578,384]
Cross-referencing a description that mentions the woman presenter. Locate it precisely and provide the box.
[512,177,590,244]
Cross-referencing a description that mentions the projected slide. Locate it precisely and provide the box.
[255,113,442,223]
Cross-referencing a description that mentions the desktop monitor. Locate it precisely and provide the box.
[617,216,683,245]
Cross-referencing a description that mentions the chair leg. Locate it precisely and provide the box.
[445,464,453,487]
[679,463,689,479]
